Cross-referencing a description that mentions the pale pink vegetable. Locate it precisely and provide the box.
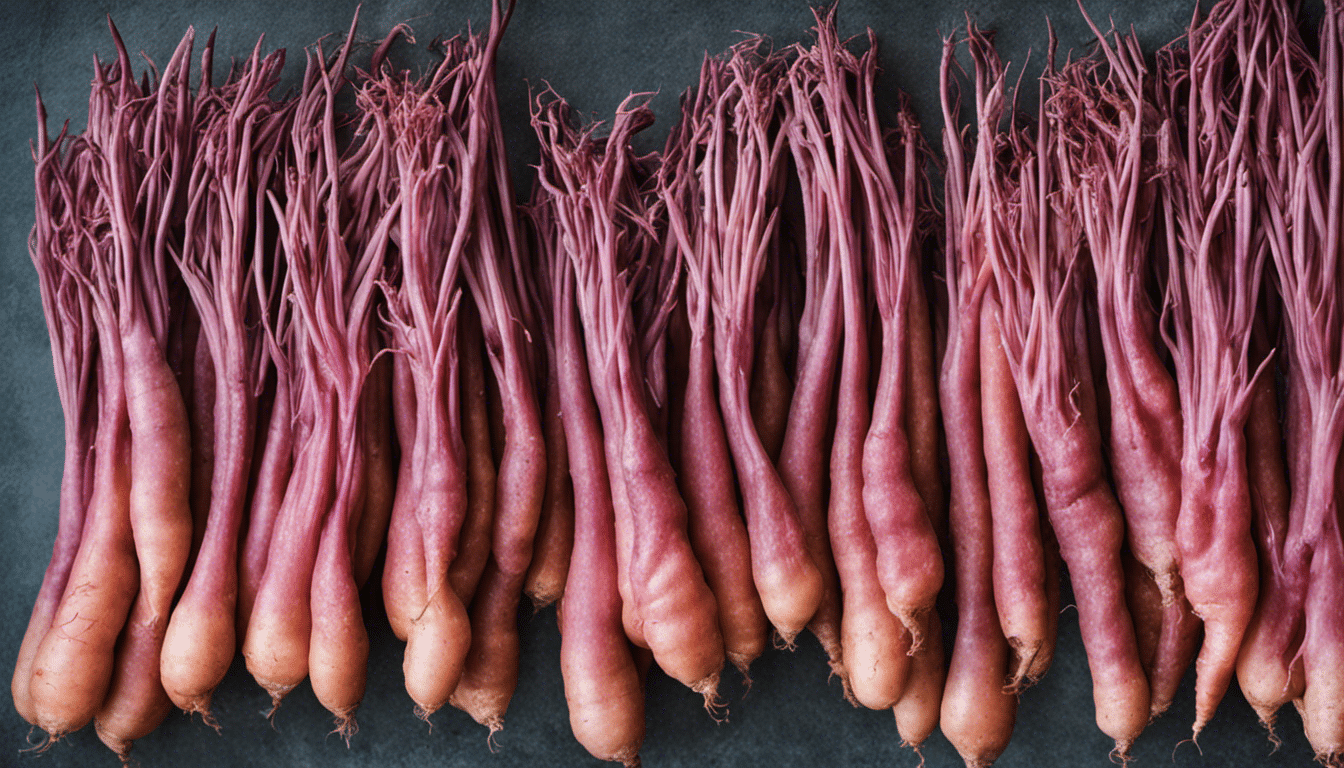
[532,184,645,766]
[1243,2,1344,758]
[243,17,394,734]
[362,26,477,718]
[445,0,549,733]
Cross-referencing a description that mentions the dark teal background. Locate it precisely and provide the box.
[0,0,1322,766]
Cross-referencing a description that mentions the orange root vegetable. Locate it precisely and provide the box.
[893,610,945,750]
[524,373,574,609]
[451,302,497,604]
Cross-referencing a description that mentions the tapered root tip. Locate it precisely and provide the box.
[693,673,726,722]
[526,588,561,612]
[1251,705,1281,749]
[20,728,63,754]
[1148,695,1174,723]
[179,694,221,733]
[413,703,440,727]
[1004,637,1042,694]
[772,627,800,651]
[329,706,359,746]
[93,723,132,763]
[613,746,641,768]
[1109,738,1134,765]
[903,742,927,768]
[480,716,505,752]
[896,609,926,654]
[255,677,297,719]
[1315,750,1344,768]
[727,651,754,691]
[1191,716,1208,749]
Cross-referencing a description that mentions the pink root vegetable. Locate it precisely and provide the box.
[661,73,769,677]
[161,38,288,721]
[362,28,480,718]
[776,83,846,686]
[691,42,823,647]
[14,95,98,729]
[244,17,392,734]
[984,32,1151,752]
[534,90,724,704]
[535,191,645,766]
[450,0,548,732]
[1243,3,1344,757]
[790,17,912,709]
[1155,0,1270,738]
[936,31,1017,768]
[1049,12,1197,718]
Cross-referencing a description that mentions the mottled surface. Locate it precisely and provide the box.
[0,0,1321,766]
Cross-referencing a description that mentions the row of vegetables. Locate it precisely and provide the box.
[11,0,1344,765]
